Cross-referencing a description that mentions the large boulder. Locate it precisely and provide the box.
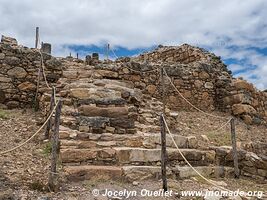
[233,79,254,91]
[232,104,256,115]
[7,67,27,78]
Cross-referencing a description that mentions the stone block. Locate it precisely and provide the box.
[18,81,36,91]
[7,67,27,78]
[78,105,128,118]
[232,104,256,115]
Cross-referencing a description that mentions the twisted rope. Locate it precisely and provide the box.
[163,68,229,120]
[162,115,233,192]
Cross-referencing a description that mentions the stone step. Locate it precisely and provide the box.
[60,147,215,165]
[174,166,235,179]
[114,147,215,165]
[64,165,234,182]
[59,126,198,149]
[64,165,123,182]
[64,165,172,182]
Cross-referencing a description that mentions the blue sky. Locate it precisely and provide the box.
[1,0,267,90]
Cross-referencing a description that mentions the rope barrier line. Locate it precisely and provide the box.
[111,48,159,73]
[0,100,60,155]
[204,117,233,137]
[161,115,233,192]
[162,68,229,120]
[38,49,51,89]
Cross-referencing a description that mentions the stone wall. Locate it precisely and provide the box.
[0,35,62,108]
[214,146,267,179]
[137,44,212,64]
[0,35,266,124]
[216,77,267,124]
[116,61,223,111]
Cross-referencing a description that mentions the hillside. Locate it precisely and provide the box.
[0,36,266,199]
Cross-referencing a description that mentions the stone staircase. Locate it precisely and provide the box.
[41,61,235,182]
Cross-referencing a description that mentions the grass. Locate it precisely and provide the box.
[42,141,52,157]
[0,109,9,119]
[206,131,231,146]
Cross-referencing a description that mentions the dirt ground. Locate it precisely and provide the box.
[0,109,266,199]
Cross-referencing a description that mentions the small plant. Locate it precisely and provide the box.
[0,109,9,119]
[42,142,52,157]
[206,132,231,146]
[29,180,46,191]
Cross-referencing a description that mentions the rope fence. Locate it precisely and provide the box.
[161,114,247,198]
[162,68,229,120]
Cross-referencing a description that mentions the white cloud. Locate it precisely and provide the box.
[0,0,267,89]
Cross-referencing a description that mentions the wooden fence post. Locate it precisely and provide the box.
[231,118,240,178]
[35,27,39,48]
[161,67,166,115]
[45,87,55,139]
[48,99,62,191]
[160,114,168,191]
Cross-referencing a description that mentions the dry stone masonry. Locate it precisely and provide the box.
[0,35,62,108]
[0,36,266,181]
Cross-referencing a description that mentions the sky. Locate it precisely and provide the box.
[0,0,267,90]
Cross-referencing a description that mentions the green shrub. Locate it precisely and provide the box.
[0,109,9,119]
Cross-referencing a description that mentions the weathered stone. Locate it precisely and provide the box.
[187,136,198,148]
[45,58,62,70]
[257,169,267,177]
[242,114,253,125]
[233,79,254,91]
[6,101,19,108]
[79,125,89,132]
[123,166,164,181]
[78,98,126,106]
[65,165,122,182]
[204,82,213,89]
[0,90,5,103]
[176,166,228,179]
[70,88,121,100]
[232,104,256,115]
[168,149,204,161]
[194,80,203,88]
[199,71,210,79]
[1,35,17,45]
[110,118,135,128]
[0,53,5,59]
[0,76,12,83]
[79,116,109,128]
[95,70,118,78]
[106,126,115,133]
[7,67,27,78]
[5,56,20,65]
[78,105,128,118]
[146,85,157,95]
[63,70,78,79]
[18,81,36,91]
[61,149,98,162]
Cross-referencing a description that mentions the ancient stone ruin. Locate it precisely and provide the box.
[0,35,266,181]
